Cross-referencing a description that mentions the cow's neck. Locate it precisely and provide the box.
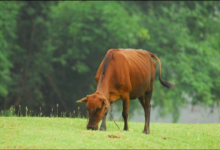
[96,75,111,100]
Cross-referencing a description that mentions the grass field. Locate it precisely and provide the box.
[0,117,219,149]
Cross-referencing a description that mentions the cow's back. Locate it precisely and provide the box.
[95,49,156,100]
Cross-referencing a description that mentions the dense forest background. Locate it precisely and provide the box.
[0,1,220,122]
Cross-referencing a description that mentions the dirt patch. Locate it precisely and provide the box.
[108,134,122,138]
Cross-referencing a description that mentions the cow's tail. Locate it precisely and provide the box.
[149,52,175,89]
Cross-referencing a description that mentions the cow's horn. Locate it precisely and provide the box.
[76,97,87,103]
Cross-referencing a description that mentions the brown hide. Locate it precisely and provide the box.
[95,49,156,101]
[77,48,174,133]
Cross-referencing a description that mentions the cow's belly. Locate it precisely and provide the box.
[129,85,149,99]
[109,78,150,101]
[129,76,151,99]
[109,71,151,100]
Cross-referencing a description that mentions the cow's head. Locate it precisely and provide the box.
[77,92,110,130]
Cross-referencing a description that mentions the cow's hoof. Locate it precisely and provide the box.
[143,130,150,134]
[99,127,106,131]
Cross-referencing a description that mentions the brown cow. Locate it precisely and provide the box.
[77,49,174,134]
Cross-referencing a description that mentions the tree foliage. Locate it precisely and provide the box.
[0,2,21,99]
[45,1,149,113]
[0,1,219,122]
[135,1,220,121]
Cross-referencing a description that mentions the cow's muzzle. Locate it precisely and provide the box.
[87,126,95,130]
[87,126,98,130]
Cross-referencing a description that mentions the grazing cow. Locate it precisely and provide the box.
[77,49,174,134]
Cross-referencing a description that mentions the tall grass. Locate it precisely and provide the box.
[0,104,84,119]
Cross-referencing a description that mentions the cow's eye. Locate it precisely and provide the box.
[97,107,102,111]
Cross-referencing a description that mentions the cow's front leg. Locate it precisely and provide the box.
[122,94,130,131]
[99,109,108,131]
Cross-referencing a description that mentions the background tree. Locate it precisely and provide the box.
[134,1,220,121]
[2,1,56,114]
[47,1,149,115]
[0,2,21,107]
[0,1,219,122]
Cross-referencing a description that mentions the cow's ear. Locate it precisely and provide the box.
[76,97,88,103]
[101,97,110,109]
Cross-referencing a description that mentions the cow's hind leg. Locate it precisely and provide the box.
[143,91,152,134]
[122,94,130,131]
[139,91,153,134]
[99,109,108,131]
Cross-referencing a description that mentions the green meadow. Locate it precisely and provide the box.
[0,117,219,149]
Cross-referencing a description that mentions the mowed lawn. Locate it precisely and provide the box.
[0,117,219,149]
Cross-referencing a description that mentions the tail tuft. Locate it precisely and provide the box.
[159,79,175,89]
[149,51,175,90]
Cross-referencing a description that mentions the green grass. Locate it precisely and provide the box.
[0,117,219,149]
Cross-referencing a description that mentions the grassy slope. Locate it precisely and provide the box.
[0,117,219,149]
